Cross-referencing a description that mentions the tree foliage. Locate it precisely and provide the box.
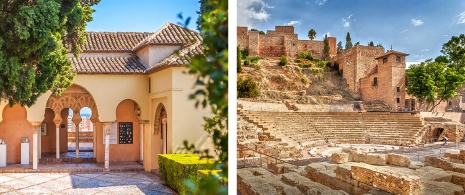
[237,46,242,73]
[368,41,374,46]
[337,41,343,54]
[323,34,330,60]
[0,0,100,106]
[181,0,228,194]
[345,32,353,50]
[308,29,316,40]
[237,77,260,98]
[406,35,465,111]
[250,28,265,34]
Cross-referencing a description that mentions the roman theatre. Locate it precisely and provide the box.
[0,22,212,172]
[237,25,465,194]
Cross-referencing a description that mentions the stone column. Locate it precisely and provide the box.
[29,121,41,170]
[162,117,167,154]
[53,116,62,159]
[103,122,112,171]
[38,124,41,159]
[140,120,148,162]
[72,112,82,158]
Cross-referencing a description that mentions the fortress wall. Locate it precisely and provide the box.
[284,35,299,57]
[258,35,285,57]
[335,46,385,93]
[298,40,324,59]
[248,31,260,56]
[237,27,249,50]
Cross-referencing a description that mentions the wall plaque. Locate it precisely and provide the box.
[119,122,133,144]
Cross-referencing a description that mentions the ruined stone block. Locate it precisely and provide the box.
[351,165,422,195]
[335,165,352,182]
[421,180,464,195]
[281,172,348,195]
[331,152,349,164]
[387,153,411,167]
[365,153,386,166]
[425,156,454,171]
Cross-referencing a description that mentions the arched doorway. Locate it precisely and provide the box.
[154,103,168,154]
[432,128,445,142]
[44,84,99,161]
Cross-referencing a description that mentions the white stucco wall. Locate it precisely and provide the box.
[72,74,149,122]
[137,45,182,68]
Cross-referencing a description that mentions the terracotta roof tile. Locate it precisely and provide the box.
[145,43,204,74]
[133,23,202,51]
[71,56,147,74]
[80,32,152,52]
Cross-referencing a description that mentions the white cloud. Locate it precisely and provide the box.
[284,20,301,26]
[315,0,328,6]
[458,11,465,24]
[341,14,354,28]
[411,19,423,26]
[400,29,408,34]
[237,0,274,28]
[420,49,429,52]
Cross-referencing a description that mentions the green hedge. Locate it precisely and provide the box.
[158,154,215,194]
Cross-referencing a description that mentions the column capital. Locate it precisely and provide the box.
[29,121,41,127]
[140,120,149,124]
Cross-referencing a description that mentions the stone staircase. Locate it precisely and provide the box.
[240,110,426,147]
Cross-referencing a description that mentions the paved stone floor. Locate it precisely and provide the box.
[0,172,176,194]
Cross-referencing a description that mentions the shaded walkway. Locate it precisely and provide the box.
[0,171,176,194]
[0,162,144,173]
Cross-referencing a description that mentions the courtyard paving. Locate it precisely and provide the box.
[0,171,176,194]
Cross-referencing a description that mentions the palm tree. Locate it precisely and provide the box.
[308,29,317,40]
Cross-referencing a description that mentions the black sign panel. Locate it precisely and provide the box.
[119,122,133,144]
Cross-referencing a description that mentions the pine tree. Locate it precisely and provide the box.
[345,32,353,49]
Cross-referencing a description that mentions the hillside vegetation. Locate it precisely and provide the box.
[238,54,356,104]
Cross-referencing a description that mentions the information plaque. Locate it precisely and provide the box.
[119,122,133,144]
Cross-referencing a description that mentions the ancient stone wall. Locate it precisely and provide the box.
[248,31,259,56]
[334,45,385,93]
[297,40,324,59]
[237,27,249,50]
[258,35,285,57]
[236,26,336,59]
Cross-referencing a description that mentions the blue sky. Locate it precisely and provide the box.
[237,0,465,66]
[86,0,200,32]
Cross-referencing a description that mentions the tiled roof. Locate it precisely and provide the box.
[375,50,409,59]
[71,56,147,74]
[145,43,204,74]
[133,23,202,51]
[80,32,152,52]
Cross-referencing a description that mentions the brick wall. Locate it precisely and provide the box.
[237,27,249,50]
[236,26,336,59]
[248,31,259,56]
[335,45,385,93]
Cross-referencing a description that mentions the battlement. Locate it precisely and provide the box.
[237,26,336,59]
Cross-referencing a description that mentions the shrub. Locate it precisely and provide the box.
[317,61,327,68]
[253,64,261,70]
[279,55,288,66]
[299,63,311,68]
[297,51,313,60]
[311,68,324,74]
[238,77,260,98]
[237,46,242,73]
[159,154,215,194]
[244,59,250,65]
[240,48,249,58]
[247,56,262,64]
[294,59,301,63]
